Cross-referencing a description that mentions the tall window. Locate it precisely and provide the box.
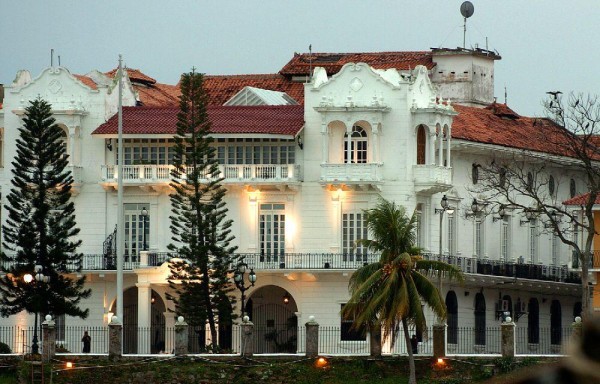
[550,300,562,345]
[551,235,559,266]
[259,204,285,260]
[447,212,456,255]
[215,138,295,165]
[474,215,484,257]
[124,203,149,260]
[342,212,368,262]
[55,314,66,342]
[501,216,511,261]
[446,291,458,344]
[474,293,486,345]
[415,204,423,248]
[527,298,540,344]
[340,304,366,341]
[416,125,426,165]
[529,219,538,263]
[344,126,368,164]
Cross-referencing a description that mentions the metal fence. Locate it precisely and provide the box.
[388,326,433,356]
[318,326,370,355]
[58,326,109,354]
[515,326,574,355]
[446,327,502,355]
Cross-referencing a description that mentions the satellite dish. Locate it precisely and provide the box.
[460,1,474,18]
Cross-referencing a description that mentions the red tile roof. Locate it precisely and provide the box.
[279,51,434,77]
[563,193,600,206]
[204,74,304,105]
[105,68,157,85]
[73,74,98,90]
[92,105,304,136]
[452,103,583,158]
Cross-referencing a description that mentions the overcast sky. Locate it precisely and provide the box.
[1,0,597,117]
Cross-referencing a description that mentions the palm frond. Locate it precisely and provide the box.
[415,259,464,283]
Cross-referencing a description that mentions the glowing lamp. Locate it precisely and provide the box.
[316,356,329,368]
[66,362,73,369]
[436,358,445,366]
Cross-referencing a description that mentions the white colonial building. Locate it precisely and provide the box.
[0,48,585,354]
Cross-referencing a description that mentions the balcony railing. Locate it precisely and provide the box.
[320,163,382,184]
[0,252,581,283]
[420,253,581,284]
[100,164,300,184]
[412,165,452,194]
[571,250,600,270]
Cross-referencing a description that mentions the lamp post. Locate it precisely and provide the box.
[233,262,257,319]
[435,195,455,293]
[140,207,148,251]
[25,265,50,355]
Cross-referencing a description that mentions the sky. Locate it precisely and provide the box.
[1,0,598,117]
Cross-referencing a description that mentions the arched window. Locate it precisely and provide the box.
[499,168,507,188]
[344,125,368,164]
[549,175,555,196]
[527,172,534,191]
[573,302,582,320]
[472,164,479,184]
[570,179,577,198]
[446,291,458,344]
[416,125,426,165]
[550,300,562,345]
[527,298,539,344]
[474,293,486,345]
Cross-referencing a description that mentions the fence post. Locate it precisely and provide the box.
[369,324,382,357]
[571,316,583,343]
[305,316,319,358]
[241,316,254,357]
[433,323,446,359]
[139,251,149,267]
[501,318,516,357]
[108,316,123,361]
[41,315,55,363]
[174,316,188,356]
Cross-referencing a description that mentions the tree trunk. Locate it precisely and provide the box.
[402,318,417,384]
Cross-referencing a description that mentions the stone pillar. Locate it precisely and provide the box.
[501,321,516,357]
[369,325,382,357]
[321,123,328,164]
[108,316,123,361]
[136,282,151,354]
[433,323,446,359]
[174,316,189,356]
[371,123,379,163]
[429,132,437,165]
[571,317,583,344]
[445,126,451,167]
[41,315,56,363]
[240,317,254,357]
[139,251,149,267]
[305,316,319,358]
[438,129,443,166]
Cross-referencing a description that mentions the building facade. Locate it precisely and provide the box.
[0,48,585,354]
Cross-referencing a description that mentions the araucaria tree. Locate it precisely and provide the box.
[472,93,600,319]
[0,97,90,320]
[167,70,237,348]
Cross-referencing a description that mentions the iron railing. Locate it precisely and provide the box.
[446,327,502,355]
[515,326,574,355]
[57,326,109,354]
[318,326,370,355]
[389,326,433,356]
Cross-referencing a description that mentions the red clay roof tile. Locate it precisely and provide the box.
[73,74,98,90]
[279,51,434,76]
[563,193,600,206]
[92,105,304,136]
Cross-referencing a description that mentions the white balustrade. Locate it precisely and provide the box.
[320,163,382,183]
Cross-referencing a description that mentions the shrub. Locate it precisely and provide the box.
[0,341,12,354]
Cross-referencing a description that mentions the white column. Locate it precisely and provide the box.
[137,283,152,354]
[346,125,352,164]
[446,126,451,168]
[248,193,258,251]
[429,132,437,165]
[438,128,444,166]
[330,191,341,252]
[321,122,329,164]
[371,121,379,163]
[68,126,77,165]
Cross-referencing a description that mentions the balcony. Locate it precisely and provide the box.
[571,250,600,272]
[412,165,452,194]
[320,163,382,187]
[100,164,301,189]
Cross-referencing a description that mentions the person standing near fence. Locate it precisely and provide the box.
[410,334,418,354]
[82,331,91,353]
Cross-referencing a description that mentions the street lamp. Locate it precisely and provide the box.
[435,195,455,293]
[233,262,257,319]
[140,207,148,251]
[25,265,50,355]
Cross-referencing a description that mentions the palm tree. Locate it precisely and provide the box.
[341,198,462,384]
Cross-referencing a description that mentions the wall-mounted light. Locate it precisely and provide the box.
[283,292,291,304]
[105,138,113,151]
[493,205,506,222]
[297,135,303,150]
[520,209,535,226]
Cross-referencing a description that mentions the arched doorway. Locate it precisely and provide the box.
[527,298,539,344]
[550,300,562,345]
[110,286,166,354]
[247,285,299,353]
[474,293,486,346]
[416,125,427,165]
[446,291,458,344]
